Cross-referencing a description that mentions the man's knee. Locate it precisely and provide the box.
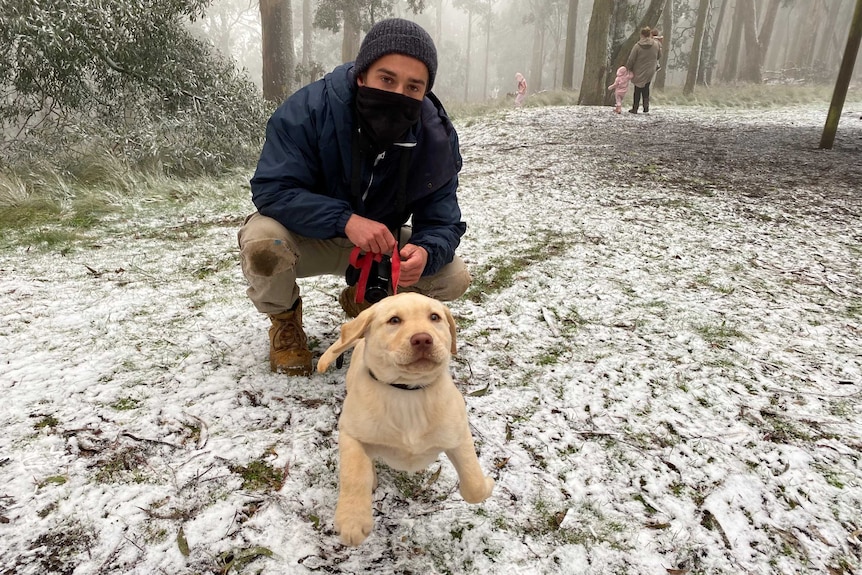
[241,238,297,277]
[415,256,472,301]
[239,214,299,278]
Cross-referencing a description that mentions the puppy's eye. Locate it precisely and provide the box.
[388,316,401,324]
[430,313,441,321]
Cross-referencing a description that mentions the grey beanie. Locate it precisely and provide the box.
[354,18,438,91]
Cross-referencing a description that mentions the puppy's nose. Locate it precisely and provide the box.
[410,333,433,349]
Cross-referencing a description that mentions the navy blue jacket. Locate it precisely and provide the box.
[250,62,466,277]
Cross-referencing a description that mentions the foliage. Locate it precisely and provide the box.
[0,0,267,176]
[314,0,427,33]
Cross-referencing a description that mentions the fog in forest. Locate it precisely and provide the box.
[191,0,862,105]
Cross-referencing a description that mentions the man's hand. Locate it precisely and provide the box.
[344,214,396,255]
[397,243,428,287]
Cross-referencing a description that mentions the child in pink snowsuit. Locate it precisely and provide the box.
[607,66,634,114]
[514,73,527,107]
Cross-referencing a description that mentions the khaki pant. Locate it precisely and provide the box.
[238,212,472,314]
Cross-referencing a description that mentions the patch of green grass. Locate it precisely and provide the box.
[388,467,443,502]
[761,412,812,444]
[812,463,846,489]
[230,457,285,492]
[110,397,141,411]
[93,446,151,484]
[465,234,569,303]
[16,228,84,253]
[535,342,570,366]
[525,497,632,550]
[33,415,60,430]
[36,475,68,489]
[695,320,746,347]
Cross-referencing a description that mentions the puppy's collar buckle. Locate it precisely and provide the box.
[368,369,425,391]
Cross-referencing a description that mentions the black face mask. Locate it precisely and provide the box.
[355,86,423,150]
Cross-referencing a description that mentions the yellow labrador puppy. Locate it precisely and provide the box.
[317,292,495,546]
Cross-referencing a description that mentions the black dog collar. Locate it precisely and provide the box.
[368,369,425,391]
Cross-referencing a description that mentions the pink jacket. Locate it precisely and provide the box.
[608,66,633,95]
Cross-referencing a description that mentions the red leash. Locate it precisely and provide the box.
[349,247,401,303]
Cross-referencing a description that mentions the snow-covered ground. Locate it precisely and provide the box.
[1,103,861,574]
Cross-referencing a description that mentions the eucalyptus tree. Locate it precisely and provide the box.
[684,0,710,95]
[260,0,296,102]
[453,0,493,101]
[562,0,580,90]
[0,0,264,173]
[314,0,427,64]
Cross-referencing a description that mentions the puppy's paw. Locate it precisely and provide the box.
[334,506,373,547]
[460,476,495,504]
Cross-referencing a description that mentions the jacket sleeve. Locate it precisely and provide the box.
[625,45,638,73]
[250,94,353,239]
[407,175,467,277]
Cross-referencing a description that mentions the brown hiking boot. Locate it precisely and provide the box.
[269,299,312,376]
[338,286,373,319]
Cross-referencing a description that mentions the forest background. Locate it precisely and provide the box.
[1,0,861,184]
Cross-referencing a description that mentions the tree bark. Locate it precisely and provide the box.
[562,0,579,90]
[341,1,360,64]
[821,0,862,148]
[815,0,846,68]
[791,0,821,69]
[758,0,781,68]
[260,0,296,102]
[654,0,672,90]
[705,0,729,84]
[464,11,473,101]
[684,0,710,95]
[577,0,613,105]
[302,0,312,84]
[720,0,744,82]
[530,12,546,91]
[482,11,491,99]
[739,0,761,82]
[434,0,444,47]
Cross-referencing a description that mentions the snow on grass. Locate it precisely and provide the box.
[1,103,861,574]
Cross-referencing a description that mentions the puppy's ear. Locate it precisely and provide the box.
[316,307,376,372]
[443,306,457,355]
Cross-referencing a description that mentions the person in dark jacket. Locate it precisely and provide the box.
[626,26,662,114]
[238,18,471,376]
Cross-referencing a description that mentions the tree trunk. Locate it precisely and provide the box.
[821,0,862,148]
[654,0,672,89]
[530,14,545,91]
[706,0,729,84]
[434,0,444,48]
[758,0,781,68]
[562,0,579,90]
[483,12,491,99]
[815,0,846,68]
[464,11,472,101]
[260,0,296,102]
[791,1,821,69]
[302,0,312,84]
[720,0,744,82]
[782,2,797,69]
[341,2,360,64]
[684,0,711,95]
[739,0,761,82]
[577,0,614,105]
